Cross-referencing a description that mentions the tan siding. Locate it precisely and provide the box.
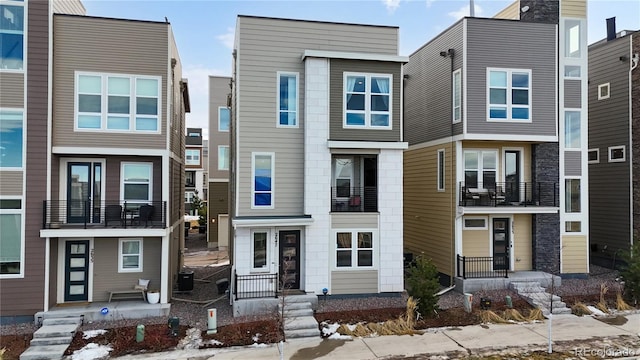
[561,235,588,273]
[493,1,520,20]
[0,73,24,107]
[561,0,586,18]
[0,172,23,195]
[331,270,378,294]
[513,214,532,271]
[403,142,455,277]
[52,0,86,15]
[209,76,231,180]
[331,213,378,229]
[52,15,168,149]
[462,227,490,257]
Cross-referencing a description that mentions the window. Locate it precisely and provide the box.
[185,171,195,187]
[608,145,625,162]
[333,157,353,198]
[487,69,531,121]
[564,111,581,149]
[277,72,298,127]
[0,1,24,70]
[453,69,461,122]
[119,239,142,272]
[464,150,497,189]
[588,149,599,164]
[564,65,581,78]
[344,73,392,128]
[463,217,487,230]
[0,110,23,168]
[121,163,152,202]
[218,146,229,170]
[0,199,22,276]
[565,221,581,232]
[252,153,274,208]
[218,107,230,131]
[336,231,374,268]
[598,83,610,100]
[565,179,581,213]
[565,20,582,58]
[185,191,195,203]
[76,72,160,132]
[186,149,201,166]
[251,230,268,271]
[437,149,445,191]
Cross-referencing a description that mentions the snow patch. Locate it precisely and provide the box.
[82,329,107,340]
[321,322,340,336]
[328,332,352,340]
[71,343,112,360]
[250,342,269,348]
[587,306,607,316]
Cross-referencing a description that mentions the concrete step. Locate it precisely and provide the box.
[42,317,82,327]
[29,335,73,346]
[280,302,312,311]
[284,308,314,317]
[19,344,68,360]
[285,327,321,339]
[284,316,319,331]
[282,294,318,304]
[510,281,541,290]
[33,324,78,338]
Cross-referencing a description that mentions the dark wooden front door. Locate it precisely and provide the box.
[279,230,300,290]
[492,218,510,271]
[64,240,90,302]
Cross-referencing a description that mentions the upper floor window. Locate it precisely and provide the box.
[608,145,625,163]
[218,107,230,131]
[218,146,229,170]
[487,68,531,122]
[453,69,461,123]
[565,19,582,58]
[0,110,23,168]
[185,171,195,187]
[598,83,610,100]
[344,73,392,129]
[76,72,160,133]
[0,199,22,277]
[252,153,274,208]
[121,163,152,202]
[0,1,24,70]
[186,149,201,166]
[564,111,581,149]
[277,72,298,127]
[464,150,497,189]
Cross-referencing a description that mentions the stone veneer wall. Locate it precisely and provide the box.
[519,0,559,24]
[532,143,560,274]
[633,34,640,242]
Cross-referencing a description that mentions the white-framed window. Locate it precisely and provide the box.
[564,111,581,149]
[75,72,161,132]
[464,150,497,189]
[565,221,581,232]
[185,191,196,203]
[218,106,230,132]
[0,109,23,169]
[487,68,531,121]
[0,198,23,277]
[588,148,599,164]
[277,72,298,127]
[344,72,392,129]
[598,83,610,100]
[453,69,461,123]
[564,65,581,78]
[121,162,152,202]
[437,149,445,191]
[0,0,24,71]
[218,146,229,170]
[118,238,143,272]
[251,229,269,271]
[186,149,201,166]
[251,152,274,208]
[608,145,625,162]
[336,231,374,268]
[565,178,581,213]
[565,19,582,58]
[463,216,488,230]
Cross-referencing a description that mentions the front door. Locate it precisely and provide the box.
[67,162,102,223]
[279,230,300,290]
[492,218,510,271]
[64,240,90,302]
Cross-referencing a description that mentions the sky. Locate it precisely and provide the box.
[81,0,640,139]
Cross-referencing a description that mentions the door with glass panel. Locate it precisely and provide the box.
[504,151,521,204]
[492,218,510,271]
[279,230,300,290]
[64,240,90,302]
[67,162,102,223]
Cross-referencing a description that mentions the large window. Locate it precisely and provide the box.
[565,179,581,213]
[118,239,142,272]
[186,149,201,166]
[0,199,22,276]
[336,231,374,268]
[277,72,298,127]
[121,163,152,202]
[487,68,531,121]
[0,1,24,70]
[251,230,268,271]
[218,107,230,131]
[252,153,274,208]
[218,146,229,170]
[564,111,581,149]
[565,19,582,58]
[344,73,392,128]
[464,150,497,189]
[437,149,445,191]
[453,69,461,122]
[0,110,23,168]
[76,72,160,132]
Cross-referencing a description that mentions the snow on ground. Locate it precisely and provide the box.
[250,342,269,348]
[328,332,352,340]
[81,329,107,339]
[321,322,340,336]
[70,343,112,360]
[587,306,607,316]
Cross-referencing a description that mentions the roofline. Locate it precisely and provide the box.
[589,29,639,49]
[237,14,398,29]
[53,13,169,25]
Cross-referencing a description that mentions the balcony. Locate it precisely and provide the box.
[331,186,378,212]
[458,182,558,207]
[42,200,167,229]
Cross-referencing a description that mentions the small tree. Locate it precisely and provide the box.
[405,255,440,317]
[190,190,206,226]
[620,243,640,305]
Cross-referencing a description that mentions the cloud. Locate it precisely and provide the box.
[182,64,230,140]
[448,3,483,20]
[216,27,235,50]
[382,0,401,13]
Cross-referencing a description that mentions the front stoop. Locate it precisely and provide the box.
[510,282,572,316]
[280,296,320,339]
[20,316,83,360]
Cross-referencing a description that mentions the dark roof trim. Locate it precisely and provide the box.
[237,14,398,29]
[54,13,169,25]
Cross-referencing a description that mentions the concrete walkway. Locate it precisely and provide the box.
[109,312,640,360]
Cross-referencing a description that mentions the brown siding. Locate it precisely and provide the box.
[208,182,229,245]
[564,80,582,108]
[100,156,163,203]
[633,33,640,242]
[208,76,231,180]
[0,73,24,107]
[49,239,58,308]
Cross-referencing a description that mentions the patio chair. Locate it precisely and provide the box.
[105,205,123,227]
[134,204,154,227]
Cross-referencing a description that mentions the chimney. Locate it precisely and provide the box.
[606,17,616,41]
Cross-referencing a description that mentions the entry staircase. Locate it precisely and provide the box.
[279,295,320,339]
[20,315,83,360]
[510,281,571,315]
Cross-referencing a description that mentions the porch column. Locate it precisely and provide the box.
[161,235,169,303]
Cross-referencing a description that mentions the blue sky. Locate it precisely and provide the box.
[82,0,640,138]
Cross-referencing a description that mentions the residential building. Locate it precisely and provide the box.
[185,127,205,216]
[230,16,407,315]
[403,0,590,291]
[588,25,639,267]
[208,76,231,249]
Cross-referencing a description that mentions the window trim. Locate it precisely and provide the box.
[452,69,462,123]
[250,229,270,272]
[486,68,532,123]
[463,149,498,189]
[463,216,488,230]
[185,149,201,166]
[0,0,25,72]
[437,149,445,191]
[276,71,299,128]
[343,72,393,130]
[218,145,229,171]
[120,162,153,202]
[608,145,626,162]
[565,178,581,213]
[0,197,24,278]
[218,106,230,132]
[0,108,24,170]
[118,238,143,273]
[251,152,275,209]
[334,230,376,270]
[588,148,599,164]
[598,83,610,100]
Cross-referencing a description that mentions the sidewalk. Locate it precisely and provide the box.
[113,313,640,360]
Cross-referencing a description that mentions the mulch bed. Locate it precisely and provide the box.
[0,334,32,360]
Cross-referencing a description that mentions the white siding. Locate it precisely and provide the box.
[378,149,404,292]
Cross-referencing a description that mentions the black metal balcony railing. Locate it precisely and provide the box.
[457,254,508,279]
[42,200,167,229]
[234,271,279,300]
[331,186,378,212]
[459,182,558,207]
